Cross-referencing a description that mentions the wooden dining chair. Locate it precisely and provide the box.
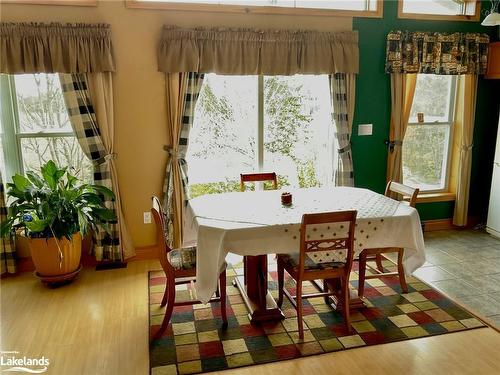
[277,210,357,340]
[240,172,278,191]
[150,196,227,340]
[357,181,419,298]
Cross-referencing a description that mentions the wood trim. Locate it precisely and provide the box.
[125,0,384,18]
[423,218,455,232]
[397,0,481,22]
[486,42,500,80]
[127,245,157,261]
[422,216,480,232]
[0,0,97,6]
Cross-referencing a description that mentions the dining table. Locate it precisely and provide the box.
[183,186,426,323]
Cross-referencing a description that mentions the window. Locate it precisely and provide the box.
[0,1,97,6]
[0,74,93,183]
[398,0,480,21]
[186,74,335,198]
[126,0,383,17]
[402,75,457,192]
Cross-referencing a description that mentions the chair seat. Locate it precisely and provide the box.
[280,253,346,271]
[168,246,227,272]
[168,247,197,270]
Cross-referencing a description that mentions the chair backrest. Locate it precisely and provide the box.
[385,181,419,208]
[240,172,278,191]
[151,195,174,273]
[299,210,357,276]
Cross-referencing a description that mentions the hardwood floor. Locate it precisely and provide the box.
[1,260,500,375]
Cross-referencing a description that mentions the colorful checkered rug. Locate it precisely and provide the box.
[149,260,486,375]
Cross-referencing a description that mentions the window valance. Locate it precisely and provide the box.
[158,26,359,75]
[0,23,115,74]
[385,30,489,75]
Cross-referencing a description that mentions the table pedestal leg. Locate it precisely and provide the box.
[233,255,285,323]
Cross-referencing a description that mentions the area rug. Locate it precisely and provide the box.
[149,261,486,375]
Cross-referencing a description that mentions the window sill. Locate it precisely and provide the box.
[405,192,456,204]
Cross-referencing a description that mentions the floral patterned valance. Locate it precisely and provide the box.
[385,30,489,75]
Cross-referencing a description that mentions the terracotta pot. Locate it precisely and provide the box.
[28,232,82,277]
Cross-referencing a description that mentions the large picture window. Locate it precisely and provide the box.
[402,75,457,192]
[127,0,383,17]
[0,74,92,183]
[186,74,335,198]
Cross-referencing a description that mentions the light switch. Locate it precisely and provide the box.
[358,124,373,136]
[143,212,152,224]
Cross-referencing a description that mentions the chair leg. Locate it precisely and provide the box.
[397,249,408,294]
[375,254,384,272]
[219,270,228,326]
[323,279,330,304]
[296,281,304,340]
[342,276,351,333]
[243,256,247,285]
[358,251,367,299]
[154,274,176,339]
[160,286,169,308]
[277,257,284,308]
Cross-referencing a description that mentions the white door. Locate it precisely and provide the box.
[495,120,500,164]
[487,163,500,237]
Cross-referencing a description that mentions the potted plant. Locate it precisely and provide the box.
[0,160,116,285]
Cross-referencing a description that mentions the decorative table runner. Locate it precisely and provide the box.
[184,187,425,304]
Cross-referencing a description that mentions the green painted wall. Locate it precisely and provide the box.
[352,1,500,222]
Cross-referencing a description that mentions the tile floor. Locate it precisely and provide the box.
[413,229,500,329]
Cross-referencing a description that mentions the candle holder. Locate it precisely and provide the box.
[281,192,292,206]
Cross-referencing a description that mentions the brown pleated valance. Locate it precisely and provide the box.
[158,26,359,75]
[0,23,115,74]
[385,30,489,75]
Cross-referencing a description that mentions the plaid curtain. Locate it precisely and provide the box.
[0,171,16,274]
[163,72,204,247]
[385,31,489,75]
[59,73,121,262]
[329,73,354,187]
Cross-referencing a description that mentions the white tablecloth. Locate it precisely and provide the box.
[184,187,426,304]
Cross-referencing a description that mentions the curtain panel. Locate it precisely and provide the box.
[387,73,417,188]
[329,73,356,187]
[385,30,489,75]
[0,23,115,74]
[1,171,17,275]
[453,75,478,226]
[158,26,359,75]
[59,73,129,262]
[163,72,204,248]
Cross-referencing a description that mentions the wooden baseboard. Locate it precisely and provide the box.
[422,216,481,232]
[127,245,158,261]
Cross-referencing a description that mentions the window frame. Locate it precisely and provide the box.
[404,75,458,194]
[397,0,481,22]
[0,0,97,6]
[125,0,384,18]
[187,73,335,193]
[0,74,83,182]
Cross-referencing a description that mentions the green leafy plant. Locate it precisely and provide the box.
[0,160,116,240]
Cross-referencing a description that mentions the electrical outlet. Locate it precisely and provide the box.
[143,212,152,224]
[358,124,373,136]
